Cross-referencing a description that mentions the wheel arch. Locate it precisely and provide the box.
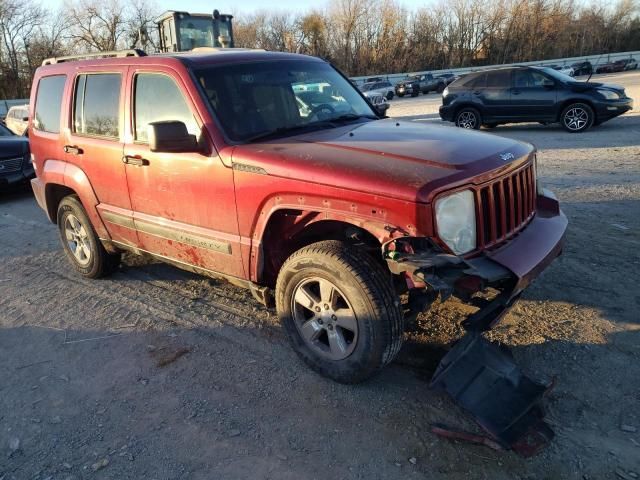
[557,98,597,122]
[41,161,110,239]
[255,208,391,288]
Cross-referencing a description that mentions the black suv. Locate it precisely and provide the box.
[439,66,633,132]
[0,122,33,187]
[571,61,593,76]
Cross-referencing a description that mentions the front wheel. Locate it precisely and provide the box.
[57,195,120,278]
[276,240,403,384]
[561,103,594,133]
[455,107,481,129]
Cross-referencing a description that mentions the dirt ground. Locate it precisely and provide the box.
[1,72,639,480]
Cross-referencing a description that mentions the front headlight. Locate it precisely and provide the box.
[597,89,619,100]
[435,190,476,255]
[442,87,449,97]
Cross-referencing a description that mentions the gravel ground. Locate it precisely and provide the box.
[1,72,639,480]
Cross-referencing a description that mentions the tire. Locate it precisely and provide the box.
[275,240,403,384]
[560,102,594,133]
[455,107,481,129]
[57,195,120,278]
[386,91,394,100]
[397,93,404,98]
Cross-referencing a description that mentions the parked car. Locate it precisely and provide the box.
[440,66,633,132]
[362,91,390,115]
[621,58,638,70]
[546,65,574,77]
[435,72,459,85]
[596,60,627,74]
[360,80,394,100]
[29,49,566,384]
[0,122,33,187]
[571,61,593,76]
[395,73,446,97]
[5,104,29,135]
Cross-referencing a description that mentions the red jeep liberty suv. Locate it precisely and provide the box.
[29,49,567,383]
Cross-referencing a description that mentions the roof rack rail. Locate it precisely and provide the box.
[42,49,147,66]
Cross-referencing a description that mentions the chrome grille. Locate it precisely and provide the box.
[0,157,23,173]
[475,162,536,249]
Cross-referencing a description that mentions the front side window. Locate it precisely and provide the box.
[74,73,121,138]
[134,73,198,142]
[34,75,66,133]
[195,60,377,142]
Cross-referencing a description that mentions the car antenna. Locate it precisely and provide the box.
[587,48,608,83]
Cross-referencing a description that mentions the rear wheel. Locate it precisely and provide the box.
[455,107,481,129]
[561,103,594,133]
[276,240,403,384]
[57,196,120,278]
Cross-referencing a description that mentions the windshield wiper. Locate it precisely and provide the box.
[244,115,376,143]
[327,113,378,123]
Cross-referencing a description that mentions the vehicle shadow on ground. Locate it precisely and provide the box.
[0,182,33,202]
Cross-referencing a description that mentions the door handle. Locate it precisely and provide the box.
[64,145,83,155]
[122,155,149,166]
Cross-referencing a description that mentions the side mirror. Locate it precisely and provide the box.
[375,103,389,116]
[148,121,198,153]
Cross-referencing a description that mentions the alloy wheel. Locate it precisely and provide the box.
[457,111,477,129]
[563,107,589,131]
[64,214,91,266]
[291,277,358,361]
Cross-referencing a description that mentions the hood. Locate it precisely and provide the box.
[567,80,625,95]
[231,119,533,204]
[0,136,29,158]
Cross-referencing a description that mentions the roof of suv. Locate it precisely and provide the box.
[38,49,323,72]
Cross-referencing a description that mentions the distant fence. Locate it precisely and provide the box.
[351,50,640,85]
[0,99,29,118]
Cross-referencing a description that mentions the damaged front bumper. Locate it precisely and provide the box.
[386,190,567,331]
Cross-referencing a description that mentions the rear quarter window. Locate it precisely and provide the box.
[34,75,66,133]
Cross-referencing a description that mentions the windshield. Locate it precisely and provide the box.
[0,123,13,136]
[537,67,574,82]
[195,60,376,142]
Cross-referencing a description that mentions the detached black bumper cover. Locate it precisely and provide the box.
[430,332,554,457]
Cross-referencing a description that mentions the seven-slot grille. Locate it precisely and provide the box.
[0,157,23,173]
[475,162,536,249]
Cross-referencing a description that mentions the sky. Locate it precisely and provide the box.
[40,0,432,15]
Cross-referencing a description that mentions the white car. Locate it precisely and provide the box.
[360,81,395,100]
[547,65,574,77]
[5,104,29,135]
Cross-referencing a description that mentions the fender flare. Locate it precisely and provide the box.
[42,160,111,240]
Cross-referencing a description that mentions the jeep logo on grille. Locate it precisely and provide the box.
[500,152,515,161]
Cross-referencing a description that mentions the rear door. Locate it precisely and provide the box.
[122,67,244,278]
[66,67,139,247]
[477,70,512,119]
[509,69,557,120]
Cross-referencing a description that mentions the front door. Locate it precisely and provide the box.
[122,68,244,278]
[65,68,138,247]
[509,69,557,120]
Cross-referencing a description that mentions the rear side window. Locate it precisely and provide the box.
[34,75,66,133]
[486,70,510,88]
[133,73,198,142]
[74,73,121,138]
